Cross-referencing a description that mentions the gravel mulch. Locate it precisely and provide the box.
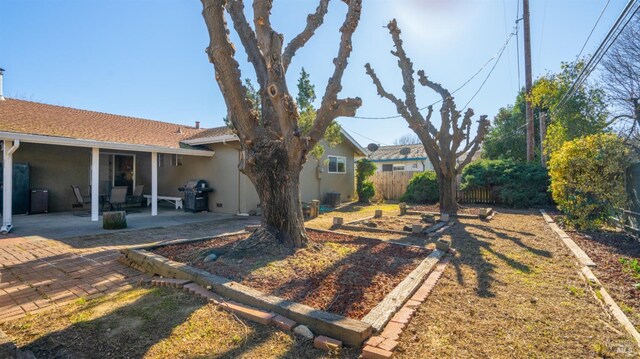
[153,230,431,319]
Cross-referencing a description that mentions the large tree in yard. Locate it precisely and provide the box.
[200,0,362,249]
[365,20,489,214]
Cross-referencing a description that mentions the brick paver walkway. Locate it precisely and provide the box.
[0,216,257,323]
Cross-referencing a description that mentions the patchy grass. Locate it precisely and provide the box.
[395,210,638,358]
[1,286,358,358]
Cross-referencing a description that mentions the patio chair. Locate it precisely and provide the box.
[127,185,145,207]
[71,185,91,211]
[106,186,128,211]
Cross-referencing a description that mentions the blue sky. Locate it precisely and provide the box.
[0,0,624,146]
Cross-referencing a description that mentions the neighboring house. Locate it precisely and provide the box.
[368,144,433,172]
[0,97,365,232]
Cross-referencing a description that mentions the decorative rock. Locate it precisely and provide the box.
[333,217,344,226]
[480,208,493,219]
[421,214,435,223]
[399,202,407,215]
[439,213,450,222]
[402,225,412,232]
[293,324,314,339]
[203,253,218,263]
[412,224,423,234]
[103,211,127,230]
[374,209,383,218]
[365,221,378,228]
[436,238,451,252]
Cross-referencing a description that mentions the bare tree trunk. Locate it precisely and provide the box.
[241,136,308,248]
[438,173,457,214]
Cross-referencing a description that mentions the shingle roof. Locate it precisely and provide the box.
[185,126,235,141]
[0,98,207,149]
[369,144,426,161]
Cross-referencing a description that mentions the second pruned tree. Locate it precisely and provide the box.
[365,19,489,214]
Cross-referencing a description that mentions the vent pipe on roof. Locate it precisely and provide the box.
[195,121,200,129]
[0,68,5,101]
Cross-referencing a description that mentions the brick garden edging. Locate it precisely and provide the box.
[120,241,372,346]
[540,210,640,348]
[362,256,451,358]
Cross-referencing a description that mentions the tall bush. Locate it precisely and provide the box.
[400,171,439,204]
[461,159,550,208]
[356,159,376,203]
[548,133,630,229]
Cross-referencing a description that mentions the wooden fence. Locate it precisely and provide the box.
[456,187,496,204]
[371,170,497,204]
[371,171,419,201]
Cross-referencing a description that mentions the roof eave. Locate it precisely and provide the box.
[0,131,215,156]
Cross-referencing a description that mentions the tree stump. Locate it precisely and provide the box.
[103,211,127,230]
[310,200,320,219]
[399,202,407,215]
[374,209,383,218]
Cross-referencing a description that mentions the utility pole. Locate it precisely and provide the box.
[539,111,547,167]
[523,0,535,162]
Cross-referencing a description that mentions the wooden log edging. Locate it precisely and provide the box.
[539,210,595,267]
[120,247,372,346]
[539,209,640,348]
[362,249,445,331]
[406,210,480,219]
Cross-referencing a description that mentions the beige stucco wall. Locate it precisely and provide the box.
[10,142,91,212]
[7,139,357,215]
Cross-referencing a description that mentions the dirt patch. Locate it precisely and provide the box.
[1,286,359,358]
[348,214,435,232]
[568,229,640,328]
[153,231,431,319]
[396,212,638,358]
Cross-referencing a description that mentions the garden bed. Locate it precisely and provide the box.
[152,230,431,320]
[408,204,485,215]
[345,214,436,233]
[568,229,640,328]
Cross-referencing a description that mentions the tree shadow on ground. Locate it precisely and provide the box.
[11,287,204,358]
[449,219,552,298]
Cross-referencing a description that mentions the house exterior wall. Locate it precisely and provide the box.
[300,140,357,203]
[9,142,91,212]
[373,159,432,172]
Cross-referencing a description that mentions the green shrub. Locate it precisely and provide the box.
[460,159,551,208]
[400,171,439,203]
[548,133,630,229]
[356,159,377,203]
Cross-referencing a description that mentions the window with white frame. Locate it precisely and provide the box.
[328,155,346,173]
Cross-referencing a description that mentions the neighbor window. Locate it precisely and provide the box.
[382,164,393,172]
[328,156,346,173]
[393,165,405,171]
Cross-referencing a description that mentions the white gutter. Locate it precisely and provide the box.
[1,139,20,234]
[0,131,214,157]
[183,134,239,145]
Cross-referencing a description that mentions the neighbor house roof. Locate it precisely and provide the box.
[368,144,426,161]
[184,125,367,156]
[0,98,213,155]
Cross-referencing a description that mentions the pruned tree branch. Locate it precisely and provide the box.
[226,0,268,88]
[202,0,258,140]
[282,0,330,72]
[308,0,363,146]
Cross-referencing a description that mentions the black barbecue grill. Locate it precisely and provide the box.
[178,179,214,212]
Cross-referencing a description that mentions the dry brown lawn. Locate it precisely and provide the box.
[396,210,639,358]
[1,286,358,358]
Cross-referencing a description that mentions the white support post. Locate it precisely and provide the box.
[91,147,99,221]
[2,139,19,234]
[151,152,158,216]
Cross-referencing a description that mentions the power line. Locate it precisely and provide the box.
[555,0,639,114]
[575,0,613,62]
[352,26,518,120]
[342,126,390,146]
